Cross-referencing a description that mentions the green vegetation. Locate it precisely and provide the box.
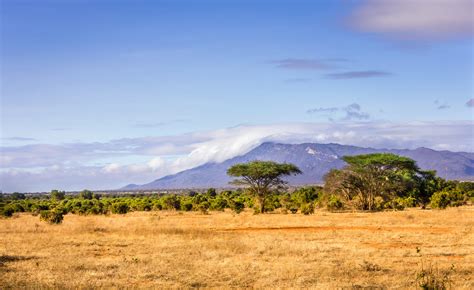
[1,155,473,221]
[322,153,472,211]
[227,161,302,213]
[39,209,64,224]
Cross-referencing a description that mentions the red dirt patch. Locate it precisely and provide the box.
[217,225,451,234]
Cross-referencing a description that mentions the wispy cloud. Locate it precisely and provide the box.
[343,103,370,120]
[466,99,474,107]
[306,107,339,114]
[307,103,370,121]
[270,58,347,70]
[434,100,450,110]
[437,105,450,110]
[348,0,474,41]
[325,70,392,79]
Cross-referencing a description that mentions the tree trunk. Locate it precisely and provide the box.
[260,196,265,213]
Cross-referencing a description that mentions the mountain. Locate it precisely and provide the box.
[122,142,474,190]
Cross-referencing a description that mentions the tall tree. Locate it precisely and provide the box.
[324,153,433,210]
[227,161,301,213]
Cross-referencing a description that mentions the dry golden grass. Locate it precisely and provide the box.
[1,207,473,288]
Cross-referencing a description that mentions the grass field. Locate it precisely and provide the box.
[1,207,473,288]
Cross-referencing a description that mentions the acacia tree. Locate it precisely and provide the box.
[227,161,301,213]
[324,153,433,210]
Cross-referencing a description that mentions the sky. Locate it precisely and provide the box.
[1,0,473,192]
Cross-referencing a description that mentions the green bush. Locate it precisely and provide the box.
[327,195,344,211]
[161,195,181,210]
[197,201,210,214]
[229,198,245,214]
[1,206,15,217]
[300,203,314,215]
[181,201,193,211]
[50,190,65,200]
[430,190,465,209]
[210,196,227,211]
[79,190,94,200]
[40,209,64,224]
[110,202,130,214]
[11,192,26,200]
[206,188,217,197]
[388,197,416,211]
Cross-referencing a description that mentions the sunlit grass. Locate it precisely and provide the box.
[1,207,473,288]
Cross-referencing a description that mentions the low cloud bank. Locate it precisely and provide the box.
[1,121,472,192]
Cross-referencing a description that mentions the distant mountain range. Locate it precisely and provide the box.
[122,142,474,190]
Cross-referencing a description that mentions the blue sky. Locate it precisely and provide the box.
[1,0,473,192]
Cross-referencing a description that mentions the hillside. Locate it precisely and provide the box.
[123,142,474,190]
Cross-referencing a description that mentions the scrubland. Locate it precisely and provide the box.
[1,207,473,288]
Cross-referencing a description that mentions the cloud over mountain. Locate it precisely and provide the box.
[1,121,472,192]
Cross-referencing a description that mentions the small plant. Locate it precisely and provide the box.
[415,261,455,290]
[360,260,382,272]
[39,209,64,224]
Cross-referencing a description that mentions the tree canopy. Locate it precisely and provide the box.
[227,161,301,213]
[324,153,436,210]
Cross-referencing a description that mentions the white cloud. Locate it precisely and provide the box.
[1,121,472,192]
[349,0,474,40]
[102,163,121,173]
[147,157,166,171]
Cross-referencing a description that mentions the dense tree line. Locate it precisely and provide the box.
[1,154,473,223]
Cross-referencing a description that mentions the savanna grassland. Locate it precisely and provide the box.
[1,207,473,289]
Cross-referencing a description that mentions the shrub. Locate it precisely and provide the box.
[210,197,227,211]
[229,199,245,214]
[50,190,65,200]
[327,195,343,211]
[197,201,210,214]
[10,202,25,213]
[40,209,64,224]
[79,190,94,200]
[206,188,217,197]
[300,203,314,215]
[430,191,451,209]
[11,192,26,200]
[110,202,130,214]
[153,202,163,211]
[373,196,385,211]
[181,201,193,211]
[161,195,181,210]
[388,197,416,211]
[1,206,14,217]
